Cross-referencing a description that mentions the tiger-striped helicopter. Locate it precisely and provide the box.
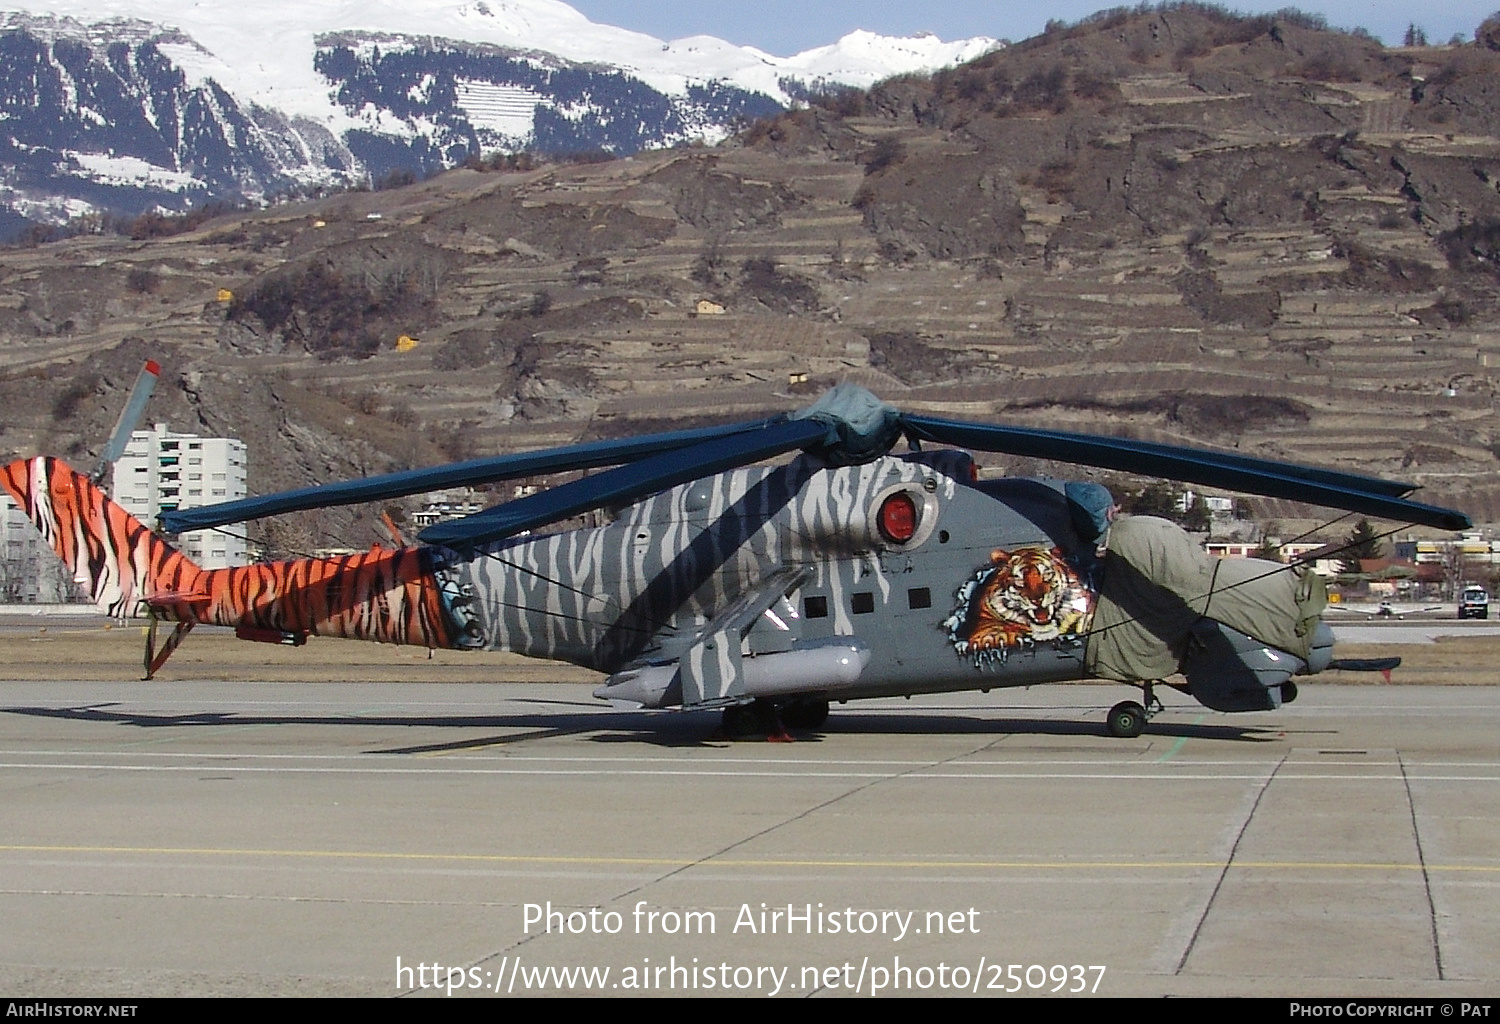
[1,383,1469,738]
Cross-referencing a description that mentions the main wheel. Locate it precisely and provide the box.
[1107,700,1147,739]
[721,703,758,737]
[782,699,830,730]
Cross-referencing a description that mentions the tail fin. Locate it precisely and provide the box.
[0,456,479,649]
[0,457,203,618]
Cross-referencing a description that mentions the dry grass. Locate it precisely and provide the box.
[1324,636,1500,686]
[0,621,602,684]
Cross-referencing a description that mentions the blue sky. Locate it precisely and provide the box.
[565,1,1496,56]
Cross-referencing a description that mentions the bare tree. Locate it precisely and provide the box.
[1441,543,1468,601]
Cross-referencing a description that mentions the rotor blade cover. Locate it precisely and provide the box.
[161,418,780,534]
[419,418,830,550]
[903,415,1468,530]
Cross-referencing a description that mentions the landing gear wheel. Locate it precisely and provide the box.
[1107,701,1147,739]
[721,703,758,738]
[720,700,795,741]
[781,699,830,730]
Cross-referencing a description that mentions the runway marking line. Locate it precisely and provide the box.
[2,844,1499,874]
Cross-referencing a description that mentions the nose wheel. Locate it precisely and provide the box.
[1106,701,1147,738]
[1106,682,1164,738]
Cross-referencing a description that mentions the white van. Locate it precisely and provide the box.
[1459,586,1490,620]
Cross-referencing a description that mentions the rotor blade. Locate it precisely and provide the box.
[903,415,1470,530]
[904,415,1415,497]
[160,418,782,534]
[419,418,829,550]
[93,360,160,483]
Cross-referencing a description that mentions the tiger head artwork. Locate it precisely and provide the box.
[943,545,1096,662]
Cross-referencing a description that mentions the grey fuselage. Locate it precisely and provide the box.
[436,451,1099,705]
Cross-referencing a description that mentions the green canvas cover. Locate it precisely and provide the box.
[1085,516,1326,682]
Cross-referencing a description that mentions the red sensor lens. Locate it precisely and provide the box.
[878,493,918,543]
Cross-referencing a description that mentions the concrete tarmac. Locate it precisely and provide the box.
[3,668,1500,998]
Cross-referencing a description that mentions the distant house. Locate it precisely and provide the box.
[1415,534,1500,569]
[1204,540,1339,577]
[1356,558,1420,597]
[1175,489,1235,519]
[410,492,485,530]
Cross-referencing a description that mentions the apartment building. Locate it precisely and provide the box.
[112,423,249,569]
[0,495,75,602]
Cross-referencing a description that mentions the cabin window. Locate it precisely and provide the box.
[804,596,828,619]
[907,587,931,610]
[851,592,875,614]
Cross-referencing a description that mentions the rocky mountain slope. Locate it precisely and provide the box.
[4,5,1500,552]
[0,2,994,235]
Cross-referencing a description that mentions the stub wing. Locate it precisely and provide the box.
[595,566,870,709]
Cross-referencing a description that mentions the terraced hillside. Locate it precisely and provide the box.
[3,5,1500,550]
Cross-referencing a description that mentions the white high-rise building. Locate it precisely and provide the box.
[112,424,249,569]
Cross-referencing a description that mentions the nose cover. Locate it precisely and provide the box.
[1182,619,1304,712]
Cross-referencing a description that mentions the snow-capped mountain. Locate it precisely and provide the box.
[0,1,999,235]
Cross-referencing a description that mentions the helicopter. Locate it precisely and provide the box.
[0,383,1469,738]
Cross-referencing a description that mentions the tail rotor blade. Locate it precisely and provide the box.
[93,360,161,484]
